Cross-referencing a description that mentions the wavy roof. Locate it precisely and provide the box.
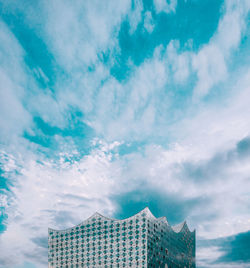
[49,207,194,234]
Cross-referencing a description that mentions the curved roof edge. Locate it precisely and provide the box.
[48,207,195,233]
[172,221,195,233]
[48,207,152,232]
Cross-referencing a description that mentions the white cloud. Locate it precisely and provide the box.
[192,0,250,98]
[153,0,177,14]
[1,65,250,264]
[192,44,227,98]
[90,45,168,140]
[2,123,250,266]
[41,0,131,70]
[0,143,121,266]
[81,0,249,141]
[172,68,250,160]
[1,0,249,141]
[2,0,248,143]
[143,11,155,33]
[128,0,144,34]
[28,90,68,129]
[0,21,32,144]
[0,0,132,72]
[95,69,250,242]
[216,0,250,55]
[166,40,190,84]
[166,70,250,238]
[197,246,225,267]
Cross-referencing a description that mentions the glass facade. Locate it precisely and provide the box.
[48,208,195,268]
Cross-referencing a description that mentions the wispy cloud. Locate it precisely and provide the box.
[0,20,32,144]
[0,141,120,266]
[192,0,250,98]
[143,11,155,33]
[153,0,177,14]
[197,231,250,267]
[128,0,144,34]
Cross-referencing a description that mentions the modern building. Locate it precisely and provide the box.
[48,207,195,267]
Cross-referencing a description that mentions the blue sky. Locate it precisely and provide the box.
[0,0,250,267]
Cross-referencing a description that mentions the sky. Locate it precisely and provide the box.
[0,0,250,267]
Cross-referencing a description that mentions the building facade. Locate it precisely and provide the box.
[48,207,195,267]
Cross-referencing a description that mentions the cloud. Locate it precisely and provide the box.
[192,43,227,98]
[40,0,132,70]
[171,68,250,159]
[197,231,250,267]
[80,0,249,140]
[0,141,121,266]
[112,186,206,226]
[192,0,250,98]
[128,0,144,34]
[217,231,250,264]
[97,69,250,242]
[166,40,190,84]
[0,17,76,144]
[1,72,250,265]
[143,11,155,33]
[1,0,248,143]
[116,139,250,237]
[1,130,250,266]
[87,45,168,141]
[0,0,134,73]
[153,0,177,14]
[0,20,32,144]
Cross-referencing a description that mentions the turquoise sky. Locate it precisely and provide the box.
[0,0,250,267]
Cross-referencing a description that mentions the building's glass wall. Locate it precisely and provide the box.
[48,211,148,267]
[147,218,195,268]
[48,208,195,268]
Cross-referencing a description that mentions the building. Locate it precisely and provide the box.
[48,207,195,267]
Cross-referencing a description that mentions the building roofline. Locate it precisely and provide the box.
[48,207,195,233]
